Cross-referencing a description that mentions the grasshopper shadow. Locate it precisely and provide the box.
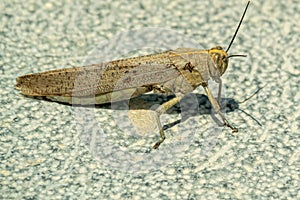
[93,93,240,131]
[87,94,239,113]
[35,93,239,131]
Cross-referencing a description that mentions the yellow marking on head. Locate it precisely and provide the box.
[208,46,229,76]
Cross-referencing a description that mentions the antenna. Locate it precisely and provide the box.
[238,85,266,126]
[238,85,265,104]
[226,1,250,53]
[223,85,265,127]
[227,54,247,59]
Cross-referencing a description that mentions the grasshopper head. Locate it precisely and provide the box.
[208,46,229,76]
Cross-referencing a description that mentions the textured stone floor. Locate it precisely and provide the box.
[1,0,299,199]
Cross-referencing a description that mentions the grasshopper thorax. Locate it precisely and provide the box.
[208,46,229,76]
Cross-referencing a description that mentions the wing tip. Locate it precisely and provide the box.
[15,75,41,96]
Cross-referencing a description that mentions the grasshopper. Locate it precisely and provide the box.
[15,2,251,149]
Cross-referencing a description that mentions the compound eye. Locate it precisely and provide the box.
[213,53,220,61]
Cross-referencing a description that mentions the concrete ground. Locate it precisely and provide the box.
[1,0,299,199]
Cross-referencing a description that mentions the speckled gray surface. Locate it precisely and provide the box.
[1,0,299,199]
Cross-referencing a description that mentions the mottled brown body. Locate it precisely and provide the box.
[16,47,235,148]
[16,48,225,101]
[16,52,176,97]
[16,1,251,149]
